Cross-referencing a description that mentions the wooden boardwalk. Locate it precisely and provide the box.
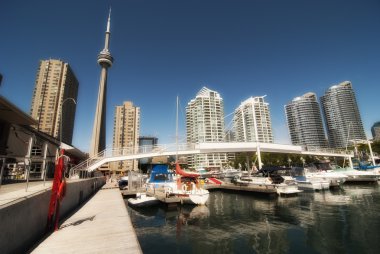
[32,185,142,254]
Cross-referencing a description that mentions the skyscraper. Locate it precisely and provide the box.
[321,81,366,148]
[30,59,78,144]
[112,101,140,171]
[89,9,113,157]
[285,93,327,148]
[371,122,380,141]
[234,96,273,143]
[186,87,228,168]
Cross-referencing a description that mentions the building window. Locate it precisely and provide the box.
[31,145,43,156]
[30,163,42,173]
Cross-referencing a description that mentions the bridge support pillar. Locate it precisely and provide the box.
[348,157,353,169]
[257,146,262,169]
[368,140,376,166]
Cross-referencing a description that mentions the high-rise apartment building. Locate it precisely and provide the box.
[234,96,273,143]
[186,87,228,168]
[321,81,366,148]
[371,122,380,141]
[285,93,327,148]
[30,59,78,144]
[112,101,140,171]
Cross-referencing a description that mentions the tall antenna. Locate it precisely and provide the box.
[175,95,179,162]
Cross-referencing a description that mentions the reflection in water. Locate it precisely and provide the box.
[126,184,380,254]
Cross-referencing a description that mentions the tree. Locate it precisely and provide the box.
[371,141,380,154]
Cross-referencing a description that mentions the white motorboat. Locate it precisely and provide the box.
[304,166,347,188]
[194,168,221,179]
[128,193,160,207]
[291,167,331,191]
[235,175,301,195]
[220,168,242,178]
[275,176,302,195]
[305,170,347,187]
[333,167,379,182]
[275,183,302,195]
[294,176,330,191]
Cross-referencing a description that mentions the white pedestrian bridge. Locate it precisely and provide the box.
[70,142,354,175]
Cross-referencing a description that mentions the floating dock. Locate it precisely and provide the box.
[204,183,278,194]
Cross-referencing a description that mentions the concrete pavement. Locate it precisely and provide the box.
[31,184,142,253]
[0,181,53,207]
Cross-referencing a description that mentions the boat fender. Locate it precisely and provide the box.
[182,184,188,192]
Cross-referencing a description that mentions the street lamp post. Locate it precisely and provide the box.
[60,98,76,148]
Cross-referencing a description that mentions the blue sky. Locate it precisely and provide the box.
[1,0,379,152]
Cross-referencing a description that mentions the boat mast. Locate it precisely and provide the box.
[175,95,179,163]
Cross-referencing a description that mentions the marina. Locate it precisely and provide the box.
[127,183,380,254]
[1,2,380,254]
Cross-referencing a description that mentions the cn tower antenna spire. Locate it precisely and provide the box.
[89,9,114,157]
[106,7,111,33]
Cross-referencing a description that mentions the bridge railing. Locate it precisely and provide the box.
[69,143,195,177]
[69,142,354,178]
[301,146,354,156]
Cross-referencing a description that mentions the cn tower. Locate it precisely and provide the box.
[89,9,113,157]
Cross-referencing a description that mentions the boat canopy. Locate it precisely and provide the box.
[149,164,174,183]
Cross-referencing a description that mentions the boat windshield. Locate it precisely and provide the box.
[153,173,172,181]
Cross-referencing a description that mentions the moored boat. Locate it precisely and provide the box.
[291,167,330,191]
[333,166,379,182]
[147,164,209,205]
[234,174,301,195]
[304,164,348,188]
[118,176,128,190]
[175,163,210,205]
[220,168,242,178]
[128,193,160,207]
[294,176,330,191]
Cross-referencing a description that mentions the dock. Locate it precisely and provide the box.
[121,187,147,196]
[31,184,142,254]
[122,182,279,208]
[204,182,278,194]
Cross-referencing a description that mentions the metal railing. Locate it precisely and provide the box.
[69,143,195,177]
[301,146,354,156]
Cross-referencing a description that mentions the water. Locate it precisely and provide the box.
[126,184,380,254]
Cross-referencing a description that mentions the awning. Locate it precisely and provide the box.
[0,96,37,125]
